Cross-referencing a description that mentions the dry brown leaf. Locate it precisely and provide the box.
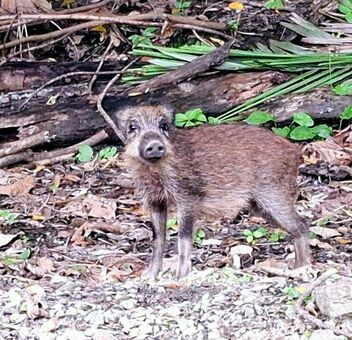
[0,176,35,197]
[71,223,92,246]
[1,0,36,13]
[37,257,54,271]
[310,226,341,239]
[82,194,116,220]
[0,233,18,247]
[302,139,351,166]
[40,317,58,332]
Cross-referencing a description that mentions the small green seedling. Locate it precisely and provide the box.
[236,274,253,283]
[340,105,352,121]
[0,210,18,224]
[175,108,221,127]
[75,145,94,163]
[130,27,158,48]
[243,227,267,244]
[265,0,284,10]
[175,108,207,127]
[269,231,286,242]
[194,229,206,245]
[98,146,118,160]
[20,249,31,260]
[283,286,301,299]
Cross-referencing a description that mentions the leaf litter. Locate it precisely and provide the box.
[0,131,351,339]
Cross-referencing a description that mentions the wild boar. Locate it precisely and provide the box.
[113,105,311,280]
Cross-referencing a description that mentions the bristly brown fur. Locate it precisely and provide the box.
[113,105,311,280]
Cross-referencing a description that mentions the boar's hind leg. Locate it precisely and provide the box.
[177,212,195,279]
[146,202,167,279]
[255,193,311,268]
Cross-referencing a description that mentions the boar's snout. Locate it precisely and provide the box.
[139,135,166,162]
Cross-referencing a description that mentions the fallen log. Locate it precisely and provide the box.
[0,61,350,168]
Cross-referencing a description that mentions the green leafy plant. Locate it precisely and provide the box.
[175,0,191,13]
[130,27,158,48]
[0,210,18,224]
[175,108,207,127]
[243,227,267,244]
[333,79,352,95]
[283,286,301,299]
[235,274,253,283]
[194,229,206,245]
[175,108,221,127]
[338,0,352,23]
[20,249,31,260]
[245,110,275,125]
[265,0,284,10]
[75,145,94,163]
[341,105,352,121]
[269,231,286,242]
[98,146,118,160]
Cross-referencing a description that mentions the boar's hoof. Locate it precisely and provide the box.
[176,260,192,280]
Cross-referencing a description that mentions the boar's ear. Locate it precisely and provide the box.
[158,104,175,123]
[111,106,134,139]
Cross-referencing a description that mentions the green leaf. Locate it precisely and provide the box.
[333,81,352,96]
[0,210,18,224]
[341,105,352,120]
[272,126,290,138]
[142,27,158,38]
[246,235,254,243]
[185,121,196,127]
[98,146,118,160]
[243,229,252,237]
[293,112,314,127]
[196,230,206,239]
[20,249,31,260]
[3,256,17,266]
[346,11,352,23]
[284,286,301,299]
[75,145,94,163]
[166,219,177,229]
[265,0,284,10]
[270,233,279,242]
[311,124,333,139]
[245,111,274,125]
[338,4,352,15]
[289,126,315,140]
[208,116,221,125]
[253,227,267,238]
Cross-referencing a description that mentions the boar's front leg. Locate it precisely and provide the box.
[145,201,167,280]
[177,211,195,279]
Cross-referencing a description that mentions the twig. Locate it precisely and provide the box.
[33,130,109,166]
[173,23,231,39]
[1,20,105,50]
[97,59,139,143]
[295,269,352,339]
[129,38,235,95]
[0,131,51,158]
[0,33,70,67]
[20,70,120,109]
[88,39,114,93]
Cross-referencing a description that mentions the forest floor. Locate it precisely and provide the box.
[0,127,351,339]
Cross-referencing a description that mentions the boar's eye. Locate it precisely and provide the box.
[127,121,139,135]
[159,121,170,132]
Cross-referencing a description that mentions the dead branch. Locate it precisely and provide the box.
[0,131,50,158]
[129,39,235,95]
[97,59,139,143]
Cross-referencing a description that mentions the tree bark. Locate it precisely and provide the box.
[0,61,349,168]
